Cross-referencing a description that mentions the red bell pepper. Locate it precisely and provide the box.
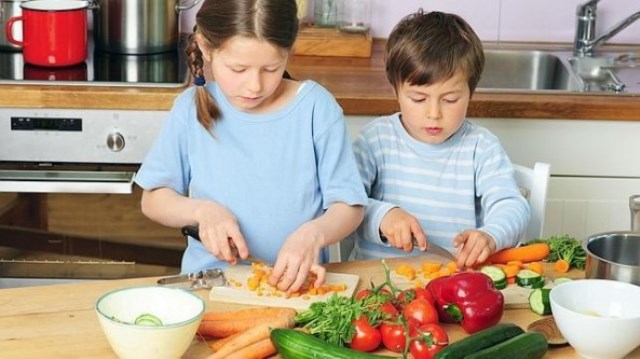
[426,272,504,334]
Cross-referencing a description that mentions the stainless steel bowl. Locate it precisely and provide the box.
[584,231,640,285]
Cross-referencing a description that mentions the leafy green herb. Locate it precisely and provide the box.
[294,293,388,347]
[529,235,586,270]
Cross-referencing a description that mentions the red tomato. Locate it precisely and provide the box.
[355,288,393,302]
[409,323,449,359]
[350,315,382,352]
[379,302,399,319]
[379,322,408,353]
[403,298,438,325]
[397,288,435,308]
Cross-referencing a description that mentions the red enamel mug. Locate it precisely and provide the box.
[6,0,88,67]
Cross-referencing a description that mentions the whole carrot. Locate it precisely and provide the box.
[198,307,297,338]
[487,243,550,264]
[202,306,295,322]
[207,310,296,359]
[210,331,244,351]
[224,337,277,359]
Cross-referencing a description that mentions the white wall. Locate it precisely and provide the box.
[180,0,640,44]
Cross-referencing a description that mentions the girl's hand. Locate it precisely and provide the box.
[453,230,496,269]
[269,222,326,293]
[195,202,248,264]
[379,207,427,251]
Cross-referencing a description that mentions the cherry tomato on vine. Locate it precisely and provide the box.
[403,298,439,325]
[355,288,394,303]
[379,302,399,319]
[409,323,449,359]
[397,288,435,308]
[379,321,408,353]
[350,315,382,352]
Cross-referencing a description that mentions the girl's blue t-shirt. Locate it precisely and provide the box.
[135,80,367,273]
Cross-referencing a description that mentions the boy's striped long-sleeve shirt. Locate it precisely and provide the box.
[350,114,530,260]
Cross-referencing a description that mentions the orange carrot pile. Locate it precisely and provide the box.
[200,306,297,359]
[198,307,296,338]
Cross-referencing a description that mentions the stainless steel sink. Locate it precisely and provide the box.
[477,49,640,94]
[478,50,579,91]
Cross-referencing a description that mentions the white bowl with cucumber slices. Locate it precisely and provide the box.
[550,279,640,359]
[96,285,205,359]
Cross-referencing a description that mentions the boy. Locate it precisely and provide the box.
[350,10,530,268]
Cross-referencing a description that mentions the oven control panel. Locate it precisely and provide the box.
[0,108,168,164]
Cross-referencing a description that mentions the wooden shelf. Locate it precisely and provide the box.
[293,26,372,58]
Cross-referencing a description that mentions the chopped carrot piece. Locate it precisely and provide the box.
[507,277,516,285]
[503,264,520,278]
[446,261,458,273]
[554,259,570,273]
[507,260,524,268]
[527,261,545,275]
[421,262,442,275]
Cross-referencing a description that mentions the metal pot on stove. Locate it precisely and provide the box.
[91,0,201,55]
[0,0,28,51]
[93,50,180,84]
[583,195,640,286]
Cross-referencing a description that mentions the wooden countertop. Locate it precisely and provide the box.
[1,257,637,358]
[0,41,638,121]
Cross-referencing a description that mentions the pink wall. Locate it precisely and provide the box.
[181,0,640,44]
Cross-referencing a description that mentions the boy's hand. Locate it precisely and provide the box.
[380,208,427,252]
[196,202,248,265]
[269,221,326,293]
[453,230,496,269]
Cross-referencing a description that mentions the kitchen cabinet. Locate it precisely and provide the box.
[346,115,640,240]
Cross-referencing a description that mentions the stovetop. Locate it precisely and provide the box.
[0,38,189,88]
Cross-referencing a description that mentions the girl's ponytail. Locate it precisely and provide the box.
[185,30,220,131]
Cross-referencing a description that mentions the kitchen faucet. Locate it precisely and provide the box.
[574,0,640,56]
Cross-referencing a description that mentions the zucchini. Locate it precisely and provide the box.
[528,288,552,315]
[516,269,545,289]
[435,323,525,359]
[464,332,548,359]
[270,328,394,359]
[480,266,507,289]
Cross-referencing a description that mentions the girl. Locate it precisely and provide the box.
[135,0,367,293]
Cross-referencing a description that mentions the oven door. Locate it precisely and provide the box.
[0,174,184,288]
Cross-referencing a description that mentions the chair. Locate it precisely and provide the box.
[513,162,551,243]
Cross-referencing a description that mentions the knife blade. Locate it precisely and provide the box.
[381,233,456,261]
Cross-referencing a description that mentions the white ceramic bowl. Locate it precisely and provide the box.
[96,286,205,359]
[550,279,640,359]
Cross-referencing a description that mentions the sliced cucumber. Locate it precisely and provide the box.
[134,313,163,326]
[516,269,545,289]
[553,277,573,286]
[480,266,507,289]
[529,288,552,315]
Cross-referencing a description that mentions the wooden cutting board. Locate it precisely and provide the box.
[208,264,359,311]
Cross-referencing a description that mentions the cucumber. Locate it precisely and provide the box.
[434,323,525,359]
[528,288,552,315]
[480,266,507,289]
[270,328,394,359]
[516,269,545,289]
[134,313,162,326]
[464,332,548,359]
[553,277,573,286]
